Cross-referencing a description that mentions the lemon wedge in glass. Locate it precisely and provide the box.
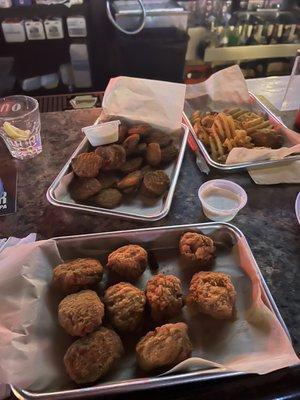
[3,122,31,141]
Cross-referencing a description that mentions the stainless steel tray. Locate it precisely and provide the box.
[11,222,291,400]
[183,92,300,172]
[46,123,189,221]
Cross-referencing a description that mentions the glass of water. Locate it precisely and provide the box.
[0,95,42,160]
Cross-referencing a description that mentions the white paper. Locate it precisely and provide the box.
[248,161,300,184]
[102,76,186,132]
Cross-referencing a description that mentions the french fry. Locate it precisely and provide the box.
[246,121,271,134]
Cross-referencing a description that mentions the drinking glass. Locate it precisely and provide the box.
[0,95,42,160]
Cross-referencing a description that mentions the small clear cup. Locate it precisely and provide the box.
[0,95,42,160]
[198,179,247,222]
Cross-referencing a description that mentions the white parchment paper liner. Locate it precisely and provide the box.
[185,65,300,164]
[102,76,186,132]
[0,232,298,390]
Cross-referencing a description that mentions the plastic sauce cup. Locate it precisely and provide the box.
[198,179,247,222]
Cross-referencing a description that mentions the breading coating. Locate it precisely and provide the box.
[58,290,104,336]
[179,232,216,266]
[104,282,146,332]
[146,274,183,321]
[186,271,236,319]
[136,323,192,371]
[53,258,103,294]
[64,327,123,384]
[107,245,148,280]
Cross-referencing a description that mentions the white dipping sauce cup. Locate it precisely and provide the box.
[82,120,120,146]
[198,179,247,222]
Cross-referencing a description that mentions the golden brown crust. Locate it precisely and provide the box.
[146,143,161,166]
[97,173,119,189]
[64,327,123,384]
[161,144,178,164]
[71,152,102,178]
[69,178,102,201]
[141,170,170,197]
[58,290,104,337]
[146,274,183,321]
[136,323,192,371]
[104,282,146,332]
[95,145,126,170]
[91,188,122,208]
[186,271,236,319]
[107,245,148,280]
[120,157,143,174]
[117,171,143,192]
[179,232,216,266]
[53,258,103,294]
[123,134,140,156]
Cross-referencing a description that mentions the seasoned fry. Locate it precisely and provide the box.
[190,106,282,163]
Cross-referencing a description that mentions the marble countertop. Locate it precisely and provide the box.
[1,105,300,400]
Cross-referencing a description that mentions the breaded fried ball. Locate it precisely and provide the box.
[136,322,192,371]
[186,271,236,319]
[58,290,104,337]
[64,327,123,384]
[179,232,216,266]
[107,245,148,280]
[71,152,102,178]
[53,258,103,294]
[146,274,183,322]
[104,283,146,332]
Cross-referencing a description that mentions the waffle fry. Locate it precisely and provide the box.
[190,106,283,163]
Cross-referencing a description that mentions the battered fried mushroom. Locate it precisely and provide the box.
[179,232,216,266]
[141,170,170,197]
[64,327,123,384]
[53,258,103,294]
[107,244,148,280]
[71,152,102,178]
[136,323,192,371]
[186,271,236,319]
[146,143,161,166]
[95,145,126,170]
[146,274,183,321]
[69,178,102,201]
[104,282,146,332]
[120,157,143,174]
[91,188,122,209]
[58,290,104,337]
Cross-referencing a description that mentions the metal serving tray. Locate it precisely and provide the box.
[11,222,291,400]
[46,123,189,221]
[183,92,300,172]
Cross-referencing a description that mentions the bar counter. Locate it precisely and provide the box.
[1,100,299,400]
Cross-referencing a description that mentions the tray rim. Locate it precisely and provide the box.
[46,123,189,221]
[11,222,292,400]
[183,92,300,172]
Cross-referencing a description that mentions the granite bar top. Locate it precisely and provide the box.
[1,106,299,400]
